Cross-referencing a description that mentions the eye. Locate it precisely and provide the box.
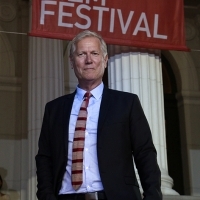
[91,52,100,57]
[77,52,86,57]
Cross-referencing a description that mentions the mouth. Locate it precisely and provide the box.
[84,67,94,70]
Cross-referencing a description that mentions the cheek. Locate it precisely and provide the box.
[97,65,105,76]
[74,61,84,71]
[73,63,82,76]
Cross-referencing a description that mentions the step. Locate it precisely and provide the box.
[164,195,200,200]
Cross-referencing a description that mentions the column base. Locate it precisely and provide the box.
[162,187,180,195]
[161,170,179,195]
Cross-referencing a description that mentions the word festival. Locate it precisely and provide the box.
[40,0,167,39]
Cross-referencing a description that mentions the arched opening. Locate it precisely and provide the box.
[162,54,184,195]
[0,29,15,76]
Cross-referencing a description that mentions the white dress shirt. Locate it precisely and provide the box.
[59,83,104,194]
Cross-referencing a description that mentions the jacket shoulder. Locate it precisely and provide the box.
[106,88,138,99]
[46,92,75,107]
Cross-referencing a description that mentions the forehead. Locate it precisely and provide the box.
[76,37,101,51]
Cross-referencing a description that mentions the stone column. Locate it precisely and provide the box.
[108,45,178,195]
[28,37,64,199]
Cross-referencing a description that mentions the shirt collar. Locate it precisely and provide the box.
[76,82,104,100]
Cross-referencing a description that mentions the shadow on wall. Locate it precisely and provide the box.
[0,167,20,200]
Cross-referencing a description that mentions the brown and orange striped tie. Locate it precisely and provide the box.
[71,92,91,190]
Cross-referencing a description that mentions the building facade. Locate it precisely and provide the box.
[0,0,200,199]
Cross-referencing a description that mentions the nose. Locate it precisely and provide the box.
[85,53,92,64]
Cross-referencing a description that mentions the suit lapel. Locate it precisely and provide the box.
[97,87,111,133]
[63,91,76,154]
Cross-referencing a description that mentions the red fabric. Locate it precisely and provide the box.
[29,0,189,51]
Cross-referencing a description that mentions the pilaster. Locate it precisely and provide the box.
[28,37,64,199]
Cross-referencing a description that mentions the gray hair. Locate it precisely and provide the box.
[69,30,108,58]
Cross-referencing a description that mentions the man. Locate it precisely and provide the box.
[35,30,162,200]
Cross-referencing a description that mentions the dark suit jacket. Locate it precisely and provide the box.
[35,86,162,200]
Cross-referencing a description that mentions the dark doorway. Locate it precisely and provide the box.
[162,54,184,195]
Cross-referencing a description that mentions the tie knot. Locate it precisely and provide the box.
[84,92,91,99]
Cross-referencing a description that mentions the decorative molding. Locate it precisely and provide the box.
[0,25,16,76]
[0,3,17,22]
[185,21,197,41]
[0,76,21,92]
[195,14,200,28]
[176,91,200,106]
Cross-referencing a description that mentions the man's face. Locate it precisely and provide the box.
[71,37,108,88]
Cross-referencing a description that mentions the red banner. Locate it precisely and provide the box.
[29,0,189,51]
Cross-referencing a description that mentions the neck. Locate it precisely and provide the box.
[78,80,102,91]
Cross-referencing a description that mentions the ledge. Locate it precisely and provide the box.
[164,195,200,200]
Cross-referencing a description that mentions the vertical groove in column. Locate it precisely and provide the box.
[131,52,140,95]
[121,53,131,92]
[148,55,156,134]
[109,57,115,89]
[140,53,150,119]
[115,54,122,91]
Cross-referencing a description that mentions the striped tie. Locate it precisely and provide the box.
[71,92,91,190]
